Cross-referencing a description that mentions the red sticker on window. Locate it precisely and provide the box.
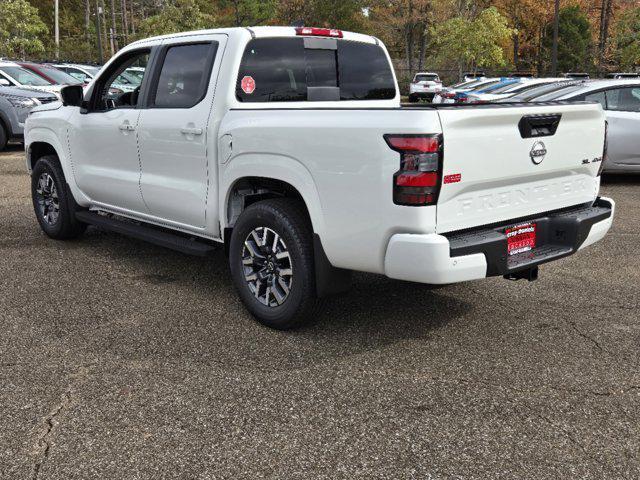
[241,76,256,94]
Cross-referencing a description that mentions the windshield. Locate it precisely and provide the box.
[34,65,81,85]
[479,81,519,93]
[468,80,501,91]
[0,66,51,86]
[115,71,141,85]
[488,81,529,94]
[506,82,580,102]
[531,85,587,102]
[415,74,438,82]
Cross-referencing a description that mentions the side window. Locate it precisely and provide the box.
[94,50,150,111]
[583,91,607,109]
[605,87,640,112]
[338,41,396,100]
[236,38,307,102]
[151,43,218,109]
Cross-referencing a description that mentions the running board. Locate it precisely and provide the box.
[75,211,217,257]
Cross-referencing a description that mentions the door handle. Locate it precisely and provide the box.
[119,123,135,131]
[181,127,203,136]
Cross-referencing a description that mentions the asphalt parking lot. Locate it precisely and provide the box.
[1,144,639,480]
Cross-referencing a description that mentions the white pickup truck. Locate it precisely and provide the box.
[25,26,614,329]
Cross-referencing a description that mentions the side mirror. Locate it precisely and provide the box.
[61,84,84,107]
[0,78,11,86]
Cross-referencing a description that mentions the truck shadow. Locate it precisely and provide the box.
[71,228,473,370]
[601,173,640,184]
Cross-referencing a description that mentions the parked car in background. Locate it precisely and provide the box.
[0,87,58,150]
[433,77,500,103]
[528,79,640,173]
[463,78,566,103]
[408,72,441,102]
[126,66,146,82]
[18,62,82,86]
[606,73,639,79]
[52,63,101,84]
[53,63,141,94]
[454,77,523,103]
[503,80,585,103]
[0,61,63,97]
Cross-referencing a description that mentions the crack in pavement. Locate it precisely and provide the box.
[569,321,605,353]
[31,391,72,480]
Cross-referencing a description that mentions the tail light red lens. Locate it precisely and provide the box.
[295,27,343,38]
[384,134,443,206]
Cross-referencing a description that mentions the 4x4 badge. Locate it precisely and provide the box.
[530,141,547,165]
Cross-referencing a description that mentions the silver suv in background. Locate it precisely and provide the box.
[0,87,58,150]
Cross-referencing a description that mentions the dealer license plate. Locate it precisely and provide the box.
[505,222,537,256]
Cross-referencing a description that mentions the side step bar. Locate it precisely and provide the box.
[76,211,217,257]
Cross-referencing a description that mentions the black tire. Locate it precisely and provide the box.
[229,198,318,330]
[408,94,418,103]
[31,155,87,240]
[0,123,7,151]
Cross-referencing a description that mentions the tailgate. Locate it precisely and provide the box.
[435,103,605,233]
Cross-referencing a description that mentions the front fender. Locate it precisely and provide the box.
[25,125,90,206]
[220,152,326,239]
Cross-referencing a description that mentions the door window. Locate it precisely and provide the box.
[151,43,218,109]
[93,50,150,111]
[605,87,640,112]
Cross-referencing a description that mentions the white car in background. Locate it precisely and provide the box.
[408,72,442,102]
[0,61,63,97]
[464,78,566,103]
[528,79,640,173]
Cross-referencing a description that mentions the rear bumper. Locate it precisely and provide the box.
[384,197,614,284]
[409,92,436,100]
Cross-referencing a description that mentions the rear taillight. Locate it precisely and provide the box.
[443,92,456,99]
[385,134,443,206]
[295,27,343,38]
[598,120,608,176]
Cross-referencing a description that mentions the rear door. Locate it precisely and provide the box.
[137,34,225,228]
[603,86,640,168]
[435,103,605,233]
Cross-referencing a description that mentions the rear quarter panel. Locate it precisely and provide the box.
[219,108,442,274]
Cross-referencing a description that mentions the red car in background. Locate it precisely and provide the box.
[17,62,81,86]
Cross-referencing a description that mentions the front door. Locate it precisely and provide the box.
[137,36,223,228]
[69,49,151,213]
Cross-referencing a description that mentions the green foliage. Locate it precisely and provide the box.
[136,0,216,38]
[276,0,370,33]
[217,0,277,27]
[431,7,514,70]
[612,7,640,70]
[0,0,48,58]
[542,6,593,73]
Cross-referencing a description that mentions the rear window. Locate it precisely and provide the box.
[414,74,438,82]
[236,38,395,102]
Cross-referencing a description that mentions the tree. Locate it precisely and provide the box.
[217,0,277,27]
[0,0,48,58]
[612,6,640,70]
[431,7,514,77]
[135,0,216,38]
[542,5,593,73]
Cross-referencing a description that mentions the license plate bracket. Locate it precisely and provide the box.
[505,222,537,256]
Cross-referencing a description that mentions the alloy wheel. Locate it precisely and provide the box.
[242,227,293,307]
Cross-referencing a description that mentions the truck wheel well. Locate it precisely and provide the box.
[226,177,309,229]
[28,142,58,171]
